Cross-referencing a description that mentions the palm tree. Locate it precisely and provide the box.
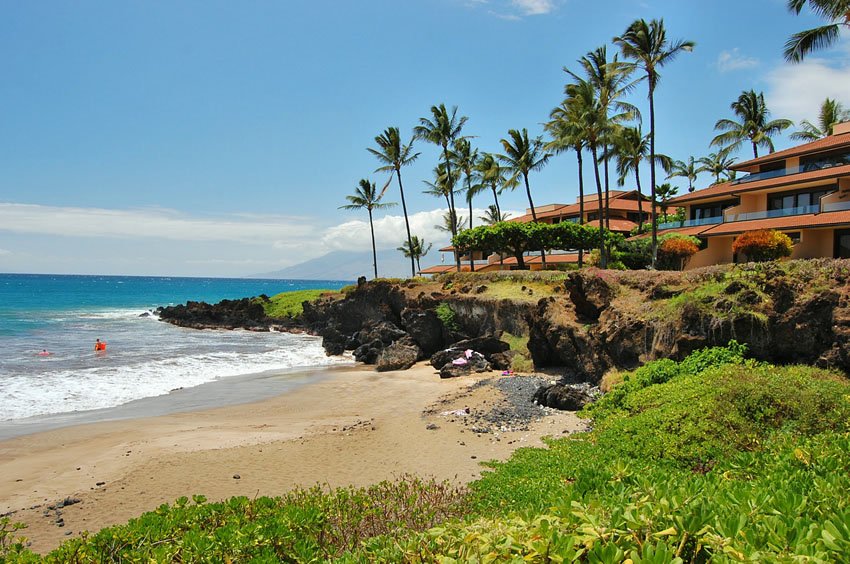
[696,151,738,184]
[422,163,458,212]
[614,18,695,269]
[414,104,468,271]
[453,138,482,231]
[339,179,397,279]
[784,0,850,62]
[712,90,794,159]
[436,209,465,235]
[546,96,591,267]
[367,127,420,277]
[613,126,671,232]
[668,156,700,193]
[476,153,512,220]
[397,235,432,275]
[479,204,510,224]
[567,46,639,231]
[565,79,609,267]
[655,183,679,216]
[498,128,551,267]
[791,97,850,140]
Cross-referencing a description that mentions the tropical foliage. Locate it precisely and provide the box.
[397,235,432,274]
[784,0,850,62]
[732,229,795,262]
[791,97,850,140]
[339,178,396,279]
[712,90,794,158]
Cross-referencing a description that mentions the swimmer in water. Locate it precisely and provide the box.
[94,339,107,352]
[37,349,51,356]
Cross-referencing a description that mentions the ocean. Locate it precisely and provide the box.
[0,274,353,426]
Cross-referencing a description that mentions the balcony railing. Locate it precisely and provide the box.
[657,216,723,231]
[733,156,850,185]
[724,205,820,222]
[822,200,850,213]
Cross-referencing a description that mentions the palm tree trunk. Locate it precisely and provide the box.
[576,148,585,269]
[395,169,416,278]
[368,208,378,279]
[635,163,644,233]
[524,173,546,269]
[649,84,658,270]
[491,185,502,220]
[590,143,607,268]
[752,141,759,159]
[443,146,461,272]
[604,150,611,231]
[468,194,475,272]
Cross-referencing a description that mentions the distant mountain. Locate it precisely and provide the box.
[250,249,427,281]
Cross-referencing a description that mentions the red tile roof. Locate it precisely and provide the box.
[731,131,850,171]
[701,209,850,236]
[670,163,850,205]
[630,224,713,240]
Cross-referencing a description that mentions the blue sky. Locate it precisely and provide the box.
[1,0,848,276]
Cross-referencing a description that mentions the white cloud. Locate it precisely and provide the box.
[716,48,758,72]
[511,0,555,15]
[0,203,319,245]
[765,57,850,122]
[0,248,10,256]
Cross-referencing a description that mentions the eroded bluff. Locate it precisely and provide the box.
[305,259,850,382]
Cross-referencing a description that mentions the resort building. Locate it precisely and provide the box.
[421,190,650,274]
[659,121,850,269]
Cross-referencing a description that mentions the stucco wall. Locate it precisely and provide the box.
[685,236,735,270]
[792,229,833,259]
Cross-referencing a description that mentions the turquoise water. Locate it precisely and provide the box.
[0,274,352,421]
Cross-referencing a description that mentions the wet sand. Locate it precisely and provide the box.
[0,362,585,554]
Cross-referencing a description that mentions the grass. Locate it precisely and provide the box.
[257,289,334,319]
[500,331,534,372]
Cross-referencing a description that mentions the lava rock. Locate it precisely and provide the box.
[376,342,421,372]
[533,382,600,411]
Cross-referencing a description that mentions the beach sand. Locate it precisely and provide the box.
[0,362,585,554]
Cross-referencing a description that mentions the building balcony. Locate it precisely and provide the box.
[724,204,820,222]
[733,156,850,185]
[658,216,723,231]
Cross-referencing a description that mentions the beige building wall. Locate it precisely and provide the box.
[685,236,735,270]
[787,156,800,170]
[792,229,833,259]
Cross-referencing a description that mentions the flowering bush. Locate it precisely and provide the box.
[732,229,794,262]
[658,235,701,270]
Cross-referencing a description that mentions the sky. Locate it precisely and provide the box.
[1,0,849,277]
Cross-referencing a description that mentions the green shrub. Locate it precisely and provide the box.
[259,289,332,319]
[435,302,459,331]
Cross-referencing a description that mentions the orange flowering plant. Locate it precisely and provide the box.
[731,229,793,262]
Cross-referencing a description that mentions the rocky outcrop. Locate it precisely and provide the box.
[376,341,421,372]
[157,297,293,331]
[533,382,600,411]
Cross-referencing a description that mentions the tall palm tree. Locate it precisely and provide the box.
[614,18,694,269]
[340,179,397,279]
[397,235,432,275]
[567,46,639,231]
[498,128,550,267]
[422,163,458,212]
[367,127,420,277]
[613,126,671,232]
[668,156,700,193]
[696,151,737,184]
[453,138,482,231]
[791,97,850,140]
[712,90,794,159]
[479,204,510,225]
[565,79,609,267]
[476,153,512,220]
[546,97,591,267]
[784,0,850,62]
[414,104,468,271]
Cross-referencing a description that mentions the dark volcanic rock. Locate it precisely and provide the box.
[157,298,272,330]
[400,308,444,356]
[533,382,599,411]
[430,335,510,369]
[376,342,421,372]
[439,351,490,378]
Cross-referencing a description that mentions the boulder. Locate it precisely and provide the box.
[357,321,407,347]
[322,327,347,356]
[353,339,383,364]
[400,308,444,356]
[533,382,599,411]
[438,351,490,378]
[376,342,421,372]
[430,335,510,369]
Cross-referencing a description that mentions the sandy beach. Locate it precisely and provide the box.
[0,362,585,554]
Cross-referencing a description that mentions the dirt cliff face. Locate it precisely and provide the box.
[301,260,850,382]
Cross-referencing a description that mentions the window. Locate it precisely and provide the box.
[767,188,830,211]
[784,231,801,244]
[690,199,738,221]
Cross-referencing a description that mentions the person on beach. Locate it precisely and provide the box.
[94,339,107,352]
